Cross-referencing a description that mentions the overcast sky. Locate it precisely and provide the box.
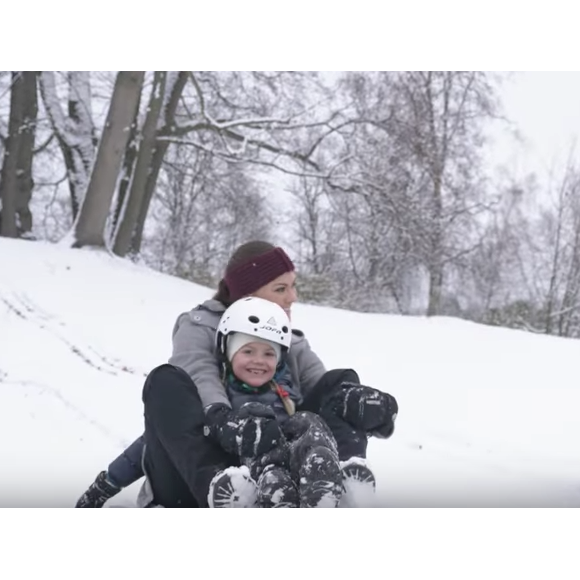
[487,72,580,186]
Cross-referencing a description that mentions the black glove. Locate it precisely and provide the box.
[205,402,285,460]
[248,443,290,481]
[332,383,398,438]
[75,471,121,508]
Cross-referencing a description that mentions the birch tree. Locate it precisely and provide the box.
[39,72,96,219]
[0,72,9,147]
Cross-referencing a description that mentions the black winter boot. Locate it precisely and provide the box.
[298,446,343,508]
[339,457,377,507]
[207,466,258,508]
[283,411,343,508]
[75,471,121,508]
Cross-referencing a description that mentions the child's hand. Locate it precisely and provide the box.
[248,444,290,481]
[205,402,285,459]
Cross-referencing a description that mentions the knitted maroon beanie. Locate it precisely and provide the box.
[224,247,295,301]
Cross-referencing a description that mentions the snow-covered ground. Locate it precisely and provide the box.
[1,237,580,507]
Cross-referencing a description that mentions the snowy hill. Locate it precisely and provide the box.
[1,237,580,507]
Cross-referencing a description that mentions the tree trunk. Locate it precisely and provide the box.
[39,72,96,219]
[0,72,38,238]
[112,91,142,232]
[427,174,444,316]
[73,71,144,248]
[129,71,189,255]
[112,71,166,257]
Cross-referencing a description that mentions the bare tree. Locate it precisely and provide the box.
[309,71,428,312]
[390,72,498,315]
[160,72,334,176]
[39,72,96,219]
[143,144,271,284]
[112,71,188,256]
[112,71,167,256]
[290,176,329,275]
[287,71,499,315]
[534,161,580,336]
[9,71,343,258]
[0,72,38,237]
[557,209,580,336]
[459,179,533,325]
[72,71,144,248]
[287,175,351,305]
[0,72,9,147]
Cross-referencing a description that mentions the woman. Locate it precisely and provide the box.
[75,241,397,508]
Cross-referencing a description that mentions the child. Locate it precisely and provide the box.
[206,296,348,508]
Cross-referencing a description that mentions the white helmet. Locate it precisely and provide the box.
[216,297,292,366]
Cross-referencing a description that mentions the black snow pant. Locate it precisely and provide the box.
[141,364,367,507]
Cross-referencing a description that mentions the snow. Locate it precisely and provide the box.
[1,237,580,507]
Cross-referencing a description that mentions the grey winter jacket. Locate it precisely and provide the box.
[169,299,327,410]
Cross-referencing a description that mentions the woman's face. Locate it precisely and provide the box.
[251,271,297,319]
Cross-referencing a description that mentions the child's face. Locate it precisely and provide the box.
[231,341,278,387]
